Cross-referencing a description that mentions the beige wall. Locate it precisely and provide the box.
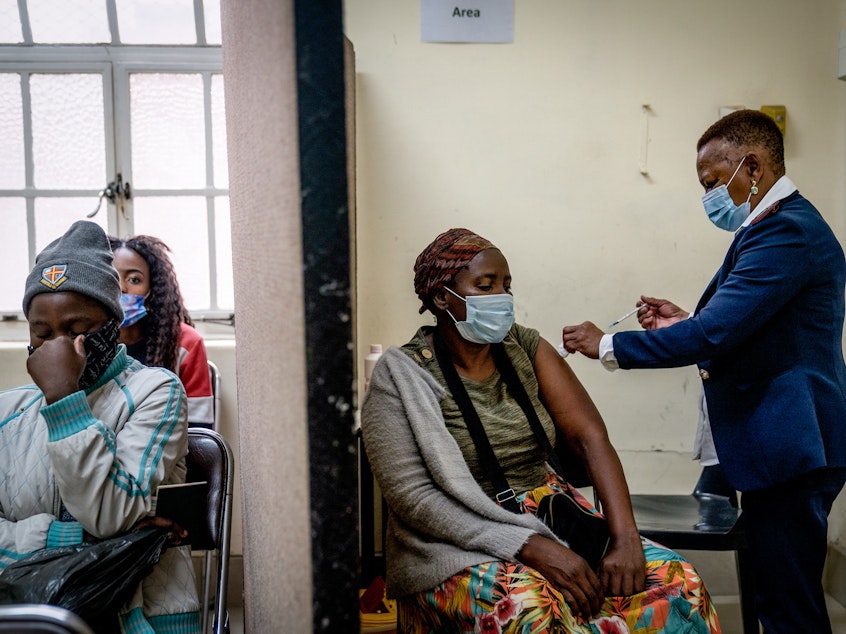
[3,0,846,620]
[345,0,846,552]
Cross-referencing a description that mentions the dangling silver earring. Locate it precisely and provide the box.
[750,180,758,195]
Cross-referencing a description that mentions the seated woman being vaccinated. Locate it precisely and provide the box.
[361,228,721,633]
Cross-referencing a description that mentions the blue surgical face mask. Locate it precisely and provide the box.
[444,286,515,344]
[701,156,753,232]
[119,293,148,328]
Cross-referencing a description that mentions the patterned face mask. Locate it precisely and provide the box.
[119,293,148,328]
[78,319,120,389]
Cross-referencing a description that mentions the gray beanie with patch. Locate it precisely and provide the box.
[23,220,123,321]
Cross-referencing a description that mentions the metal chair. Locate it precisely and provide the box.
[186,428,234,634]
[199,361,223,627]
[0,604,95,634]
[628,465,758,634]
[207,360,222,431]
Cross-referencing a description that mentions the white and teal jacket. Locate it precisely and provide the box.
[0,345,200,634]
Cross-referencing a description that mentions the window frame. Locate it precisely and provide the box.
[0,45,230,334]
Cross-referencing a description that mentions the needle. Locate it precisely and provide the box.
[608,306,640,329]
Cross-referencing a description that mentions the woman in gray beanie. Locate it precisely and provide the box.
[1,220,201,633]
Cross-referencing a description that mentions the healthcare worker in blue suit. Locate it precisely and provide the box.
[563,109,846,634]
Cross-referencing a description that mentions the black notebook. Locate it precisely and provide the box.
[154,481,207,546]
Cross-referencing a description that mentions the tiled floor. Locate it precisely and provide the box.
[226,606,244,634]
[226,597,846,634]
[222,548,846,634]
[679,546,846,633]
[712,594,846,633]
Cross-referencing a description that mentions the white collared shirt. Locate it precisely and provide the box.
[740,175,797,228]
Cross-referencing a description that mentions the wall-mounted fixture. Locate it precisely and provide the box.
[839,30,846,80]
[760,105,786,136]
[639,104,652,176]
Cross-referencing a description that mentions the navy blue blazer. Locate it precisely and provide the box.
[613,191,846,491]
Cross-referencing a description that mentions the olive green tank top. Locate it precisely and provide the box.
[401,324,556,499]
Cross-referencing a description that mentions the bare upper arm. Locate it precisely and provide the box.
[533,336,610,451]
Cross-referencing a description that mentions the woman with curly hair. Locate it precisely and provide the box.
[109,234,214,428]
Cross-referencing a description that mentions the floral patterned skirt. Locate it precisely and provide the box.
[398,475,722,634]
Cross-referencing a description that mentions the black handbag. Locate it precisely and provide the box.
[432,333,610,568]
[535,490,610,570]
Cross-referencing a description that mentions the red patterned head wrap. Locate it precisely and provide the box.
[413,228,496,314]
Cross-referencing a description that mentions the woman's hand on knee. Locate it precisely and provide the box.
[598,534,646,597]
[517,534,603,620]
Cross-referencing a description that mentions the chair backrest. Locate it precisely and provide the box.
[0,604,95,634]
[186,428,234,634]
[207,361,222,431]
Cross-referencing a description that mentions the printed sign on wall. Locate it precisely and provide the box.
[421,0,514,43]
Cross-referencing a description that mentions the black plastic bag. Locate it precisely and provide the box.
[0,526,168,633]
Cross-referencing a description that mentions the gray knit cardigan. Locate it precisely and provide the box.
[360,347,559,598]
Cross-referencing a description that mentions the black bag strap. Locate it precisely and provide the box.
[431,332,521,513]
[489,343,566,477]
